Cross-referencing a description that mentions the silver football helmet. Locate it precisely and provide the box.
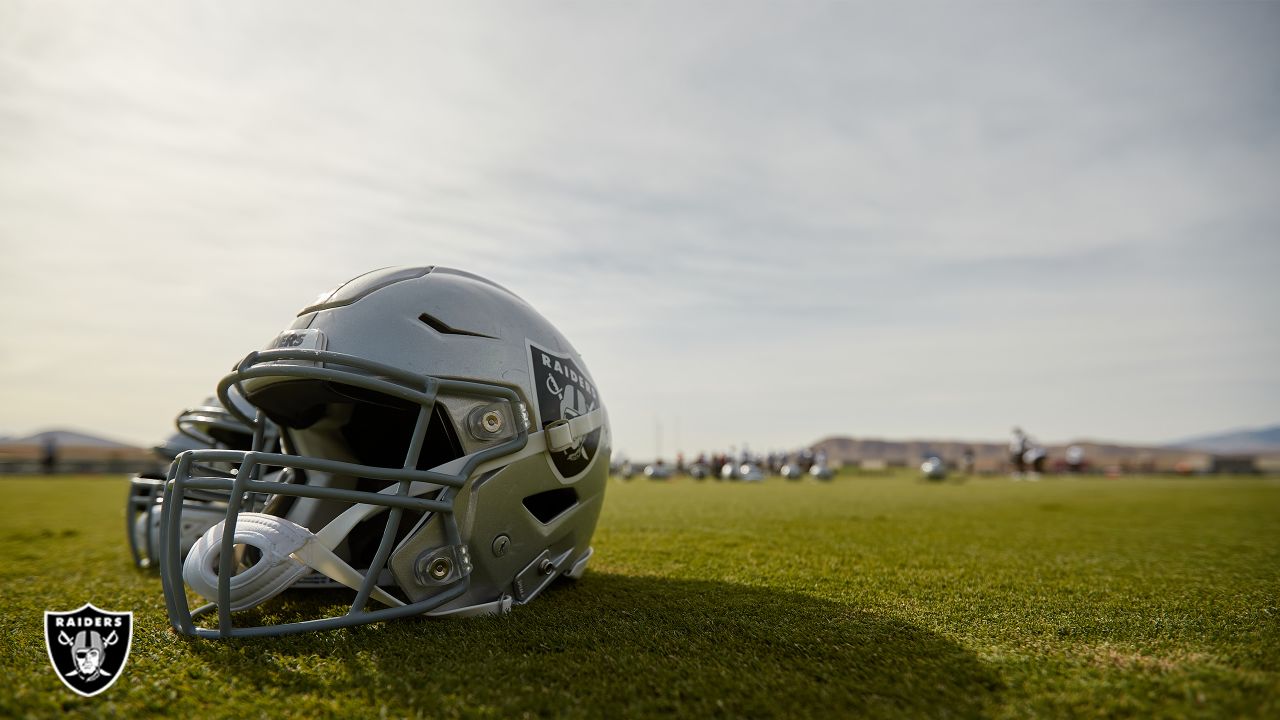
[159,266,610,638]
[921,456,947,481]
[127,391,281,569]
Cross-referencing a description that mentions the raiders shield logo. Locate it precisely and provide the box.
[529,342,602,478]
[44,604,132,697]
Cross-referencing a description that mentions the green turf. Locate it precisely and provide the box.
[1,472,1277,718]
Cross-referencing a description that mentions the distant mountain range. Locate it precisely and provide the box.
[4,425,1278,458]
[1166,425,1280,454]
[0,429,138,449]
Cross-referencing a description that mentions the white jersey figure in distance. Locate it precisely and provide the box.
[1023,445,1047,479]
[158,267,610,638]
[127,391,281,569]
[1009,427,1029,478]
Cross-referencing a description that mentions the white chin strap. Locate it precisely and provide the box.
[182,406,607,613]
[184,513,405,611]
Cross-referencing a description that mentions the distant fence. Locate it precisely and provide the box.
[0,445,165,476]
[0,459,166,475]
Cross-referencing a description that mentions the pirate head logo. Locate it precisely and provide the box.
[44,604,132,697]
[529,343,602,478]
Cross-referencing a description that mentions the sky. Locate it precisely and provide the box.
[1,2,1277,458]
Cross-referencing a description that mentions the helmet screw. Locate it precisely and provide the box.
[481,411,503,434]
[539,559,556,576]
[491,534,511,557]
[428,557,452,580]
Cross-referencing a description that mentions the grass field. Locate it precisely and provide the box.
[1,472,1277,719]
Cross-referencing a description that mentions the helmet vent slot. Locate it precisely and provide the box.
[521,488,579,524]
[418,313,497,339]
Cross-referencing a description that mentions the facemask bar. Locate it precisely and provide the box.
[160,347,528,639]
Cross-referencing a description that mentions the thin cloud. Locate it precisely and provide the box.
[0,2,1276,454]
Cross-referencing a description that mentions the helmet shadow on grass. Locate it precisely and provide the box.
[184,572,1000,718]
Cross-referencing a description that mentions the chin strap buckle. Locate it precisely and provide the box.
[545,408,605,452]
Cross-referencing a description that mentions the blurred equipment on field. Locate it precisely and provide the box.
[644,460,672,480]
[808,451,834,481]
[737,462,765,482]
[1065,445,1087,473]
[921,456,947,481]
[687,460,710,480]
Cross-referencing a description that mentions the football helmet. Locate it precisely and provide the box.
[159,266,610,638]
[127,391,280,569]
[921,456,947,481]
